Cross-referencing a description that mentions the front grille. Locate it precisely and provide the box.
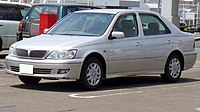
[16,49,28,57]
[16,49,47,58]
[10,66,52,74]
[30,50,47,58]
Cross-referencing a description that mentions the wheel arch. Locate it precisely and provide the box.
[82,52,107,79]
[168,50,184,70]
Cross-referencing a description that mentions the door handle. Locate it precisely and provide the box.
[0,25,3,27]
[167,40,178,44]
[166,40,171,44]
[135,42,142,47]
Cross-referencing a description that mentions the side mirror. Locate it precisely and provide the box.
[43,28,49,34]
[111,31,124,39]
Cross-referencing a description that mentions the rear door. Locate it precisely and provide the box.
[139,13,173,72]
[0,4,21,49]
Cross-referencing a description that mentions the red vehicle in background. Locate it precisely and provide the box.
[17,4,100,41]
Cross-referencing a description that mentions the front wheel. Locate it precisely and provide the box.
[161,54,182,83]
[18,76,41,85]
[78,58,103,90]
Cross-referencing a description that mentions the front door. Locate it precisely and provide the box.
[108,14,142,74]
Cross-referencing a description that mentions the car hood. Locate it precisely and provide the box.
[13,34,99,50]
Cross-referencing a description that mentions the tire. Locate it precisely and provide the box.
[161,54,182,83]
[18,76,41,85]
[78,58,103,90]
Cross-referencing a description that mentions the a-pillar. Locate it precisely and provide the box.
[161,0,180,28]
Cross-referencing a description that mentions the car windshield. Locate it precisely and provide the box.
[48,12,115,36]
[26,5,58,19]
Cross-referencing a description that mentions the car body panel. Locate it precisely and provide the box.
[0,20,19,49]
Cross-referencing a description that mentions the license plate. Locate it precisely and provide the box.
[19,64,33,75]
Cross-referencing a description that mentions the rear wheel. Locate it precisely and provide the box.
[18,76,41,84]
[161,54,182,82]
[78,58,103,90]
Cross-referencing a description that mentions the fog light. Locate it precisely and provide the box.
[58,69,69,74]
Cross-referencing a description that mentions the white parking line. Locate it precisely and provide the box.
[69,90,142,99]
[69,82,200,99]
[0,84,6,86]
[196,107,200,111]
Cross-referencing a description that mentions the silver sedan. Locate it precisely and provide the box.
[5,9,197,90]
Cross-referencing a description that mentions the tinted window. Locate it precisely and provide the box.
[113,14,138,37]
[66,7,77,14]
[0,6,21,21]
[65,7,95,15]
[78,6,97,10]
[63,6,99,18]
[19,7,30,18]
[139,14,171,36]
[26,5,58,19]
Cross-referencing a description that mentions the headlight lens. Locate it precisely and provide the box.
[46,49,77,59]
[9,47,15,56]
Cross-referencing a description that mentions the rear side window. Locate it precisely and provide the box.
[0,5,21,21]
[19,6,30,18]
[66,7,77,15]
[139,14,171,36]
[63,6,100,18]
[26,5,58,19]
[78,6,98,10]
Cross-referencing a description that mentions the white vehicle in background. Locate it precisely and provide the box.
[0,2,30,51]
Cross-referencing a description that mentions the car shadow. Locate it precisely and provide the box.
[11,75,200,93]
[0,54,7,59]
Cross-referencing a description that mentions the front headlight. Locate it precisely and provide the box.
[46,49,77,59]
[9,47,16,56]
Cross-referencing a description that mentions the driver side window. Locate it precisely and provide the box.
[113,14,138,38]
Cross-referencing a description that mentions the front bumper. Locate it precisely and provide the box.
[5,55,83,79]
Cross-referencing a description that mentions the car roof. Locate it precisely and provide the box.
[32,3,99,7]
[0,1,31,7]
[75,9,158,14]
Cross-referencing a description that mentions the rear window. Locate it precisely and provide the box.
[26,5,58,19]
[0,6,21,21]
